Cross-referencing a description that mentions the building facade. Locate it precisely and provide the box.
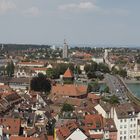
[62,40,68,59]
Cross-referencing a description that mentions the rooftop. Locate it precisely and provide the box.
[51,84,87,97]
[63,67,74,78]
[0,118,21,135]
[115,103,136,119]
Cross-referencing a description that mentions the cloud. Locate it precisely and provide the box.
[0,0,16,14]
[23,7,40,17]
[58,1,129,17]
[58,1,99,11]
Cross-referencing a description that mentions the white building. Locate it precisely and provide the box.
[127,63,140,78]
[31,67,48,75]
[112,103,138,140]
[95,102,111,118]
[92,57,104,64]
[66,128,88,140]
[17,61,45,67]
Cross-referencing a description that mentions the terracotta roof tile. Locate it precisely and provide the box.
[10,136,40,140]
[63,68,74,78]
[0,118,21,135]
[87,93,101,100]
[83,114,104,129]
[18,61,44,65]
[56,120,78,140]
[47,136,54,140]
[90,134,103,139]
[52,84,87,97]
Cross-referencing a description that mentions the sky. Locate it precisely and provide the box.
[0,0,140,46]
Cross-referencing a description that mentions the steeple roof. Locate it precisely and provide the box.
[63,67,74,78]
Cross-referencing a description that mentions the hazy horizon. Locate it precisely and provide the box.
[0,0,140,46]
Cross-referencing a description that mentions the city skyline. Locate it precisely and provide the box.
[0,0,140,46]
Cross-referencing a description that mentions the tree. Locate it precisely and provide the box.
[30,73,51,93]
[46,68,54,79]
[61,103,74,112]
[87,81,100,93]
[111,66,118,75]
[90,61,97,72]
[118,69,127,78]
[104,86,110,93]
[50,63,75,79]
[87,71,97,79]
[84,61,97,73]
[84,64,91,73]
[6,60,15,77]
[97,63,110,73]
[109,95,119,104]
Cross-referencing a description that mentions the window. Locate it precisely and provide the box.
[124,119,126,122]
[134,124,136,127]
[124,125,127,128]
[130,136,132,139]
[120,136,122,140]
[134,118,136,121]
[120,119,123,122]
[124,131,126,134]
[131,118,133,121]
[120,125,123,129]
[130,124,132,127]
[120,131,122,135]
[133,135,135,139]
[124,136,126,140]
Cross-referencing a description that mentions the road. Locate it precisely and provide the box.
[105,74,128,103]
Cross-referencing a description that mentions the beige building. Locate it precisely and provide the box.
[127,63,140,78]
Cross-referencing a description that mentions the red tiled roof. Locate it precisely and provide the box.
[83,114,104,129]
[56,120,78,140]
[0,85,10,89]
[63,68,74,78]
[10,136,40,140]
[52,84,87,97]
[18,61,44,66]
[87,93,101,100]
[90,134,103,139]
[0,118,21,135]
[47,136,54,140]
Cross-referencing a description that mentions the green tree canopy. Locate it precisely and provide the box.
[46,68,54,79]
[109,95,119,104]
[104,86,110,93]
[61,103,74,112]
[118,69,127,78]
[30,73,51,93]
[84,61,97,73]
[87,81,100,93]
[6,60,15,77]
[97,63,110,73]
[111,66,118,75]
